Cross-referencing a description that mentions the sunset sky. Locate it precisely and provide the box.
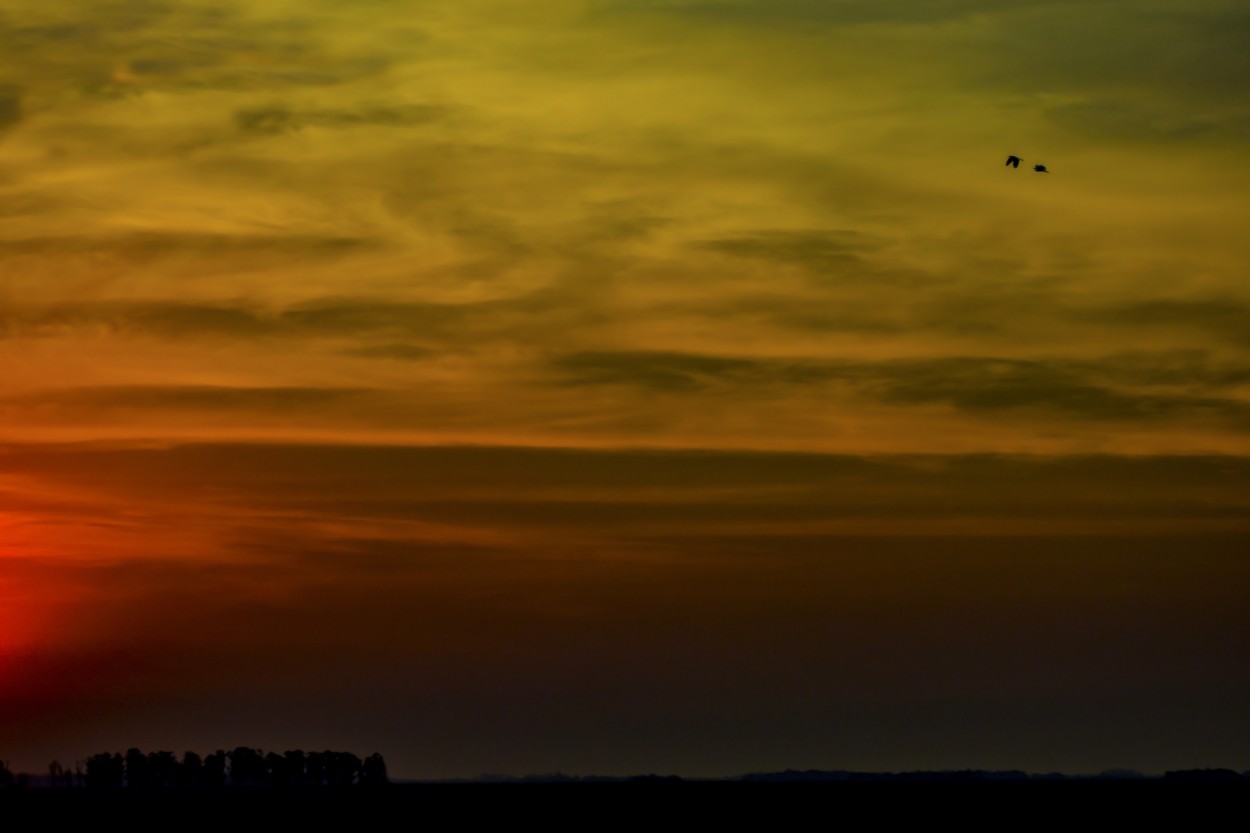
[3,0,1249,778]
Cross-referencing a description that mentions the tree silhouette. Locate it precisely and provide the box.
[149,751,179,789]
[325,751,362,787]
[178,751,203,787]
[285,749,307,786]
[125,748,150,789]
[76,746,388,790]
[305,750,326,787]
[85,752,124,789]
[361,753,389,786]
[203,750,227,788]
[228,746,267,787]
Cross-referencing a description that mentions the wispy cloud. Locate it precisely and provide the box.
[553,349,1250,434]
[699,229,869,269]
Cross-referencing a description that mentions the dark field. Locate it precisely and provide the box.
[2,780,1246,825]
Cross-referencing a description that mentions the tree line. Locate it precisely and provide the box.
[72,747,389,789]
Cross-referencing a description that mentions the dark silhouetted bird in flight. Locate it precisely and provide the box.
[1005,155,1022,168]
[1033,164,1048,173]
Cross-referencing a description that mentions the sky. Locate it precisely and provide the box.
[2,0,1249,778]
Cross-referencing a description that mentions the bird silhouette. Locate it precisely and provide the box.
[1005,155,1022,168]
[1033,164,1049,173]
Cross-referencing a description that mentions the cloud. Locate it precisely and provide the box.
[0,0,1245,459]
[234,103,449,135]
[590,1,1250,114]
[590,0,1072,27]
[699,229,868,270]
[1045,98,1250,143]
[867,356,1249,422]
[1080,351,1250,388]
[1083,300,1250,346]
[1,285,623,348]
[279,300,477,339]
[0,231,373,260]
[0,385,370,415]
[7,441,1250,539]
[0,85,20,133]
[2,298,469,341]
[973,3,1250,102]
[555,350,768,392]
[342,344,436,361]
[0,2,398,96]
[1,301,265,340]
[553,349,1250,425]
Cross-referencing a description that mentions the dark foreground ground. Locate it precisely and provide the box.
[2,781,1247,824]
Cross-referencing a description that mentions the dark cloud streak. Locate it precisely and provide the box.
[0,84,21,133]
[234,103,449,135]
[1083,299,1250,346]
[0,384,371,414]
[591,0,1087,27]
[2,290,611,345]
[0,231,374,259]
[554,349,1250,425]
[699,229,869,269]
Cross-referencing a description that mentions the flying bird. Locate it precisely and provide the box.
[1033,164,1049,173]
[1005,155,1022,168]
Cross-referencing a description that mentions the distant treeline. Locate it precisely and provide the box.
[41,748,390,789]
[457,768,1249,784]
[6,756,1249,790]
[738,768,1249,783]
